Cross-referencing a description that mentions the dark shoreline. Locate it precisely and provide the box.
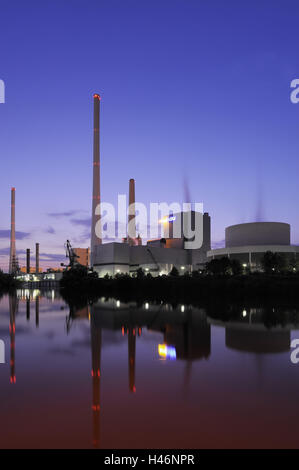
[59,272,299,308]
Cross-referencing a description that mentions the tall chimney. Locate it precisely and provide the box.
[26,249,30,274]
[128,179,136,244]
[91,93,102,265]
[35,243,39,274]
[9,188,17,274]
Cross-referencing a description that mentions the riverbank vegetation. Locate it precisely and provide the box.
[0,270,19,292]
[60,252,299,305]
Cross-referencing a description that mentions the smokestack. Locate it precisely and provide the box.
[35,243,39,274]
[91,93,102,265]
[128,178,136,244]
[26,249,30,274]
[9,188,17,274]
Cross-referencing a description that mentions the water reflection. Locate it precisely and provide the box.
[9,295,17,384]
[1,291,299,448]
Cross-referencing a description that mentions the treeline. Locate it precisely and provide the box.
[0,270,19,292]
[205,251,299,275]
[60,257,299,306]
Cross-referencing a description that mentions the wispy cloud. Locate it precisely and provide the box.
[40,252,66,262]
[45,226,55,234]
[211,239,225,249]
[70,217,91,227]
[48,210,80,218]
[0,230,30,240]
[72,229,90,245]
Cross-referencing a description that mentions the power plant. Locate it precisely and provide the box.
[90,94,211,277]
[6,94,299,277]
[208,222,299,269]
[88,94,299,276]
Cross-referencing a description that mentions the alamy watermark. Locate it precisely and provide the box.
[94,199,204,249]
[290,79,299,104]
[290,339,299,364]
[0,79,5,103]
[0,340,4,364]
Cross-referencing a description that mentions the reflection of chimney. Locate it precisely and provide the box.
[9,188,17,274]
[35,243,39,274]
[35,296,39,328]
[91,94,101,265]
[128,327,136,393]
[26,249,30,274]
[90,314,101,448]
[9,295,18,384]
[26,297,30,321]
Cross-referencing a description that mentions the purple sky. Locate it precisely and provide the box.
[0,0,299,270]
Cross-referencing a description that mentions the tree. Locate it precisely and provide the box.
[261,251,283,274]
[169,266,179,277]
[136,267,145,279]
[230,259,242,276]
[205,257,231,275]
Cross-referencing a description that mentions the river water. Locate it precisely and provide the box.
[0,290,298,449]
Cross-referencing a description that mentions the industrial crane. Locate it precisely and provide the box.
[61,240,79,269]
[146,248,160,272]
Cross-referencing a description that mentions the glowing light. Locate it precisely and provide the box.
[158,344,176,360]
[242,310,247,317]
[181,305,185,313]
[116,300,120,308]
[145,302,149,310]
[159,216,176,224]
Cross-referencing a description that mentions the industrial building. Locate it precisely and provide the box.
[73,248,90,267]
[90,94,211,277]
[93,210,211,277]
[207,222,299,269]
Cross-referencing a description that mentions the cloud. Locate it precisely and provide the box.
[39,252,66,262]
[72,229,90,245]
[211,239,225,249]
[47,210,79,218]
[70,217,91,227]
[0,230,30,240]
[45,226,55,234]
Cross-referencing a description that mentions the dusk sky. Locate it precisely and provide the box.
[0,0,299,270]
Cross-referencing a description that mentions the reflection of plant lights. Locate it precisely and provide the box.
[158,344,176,360]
